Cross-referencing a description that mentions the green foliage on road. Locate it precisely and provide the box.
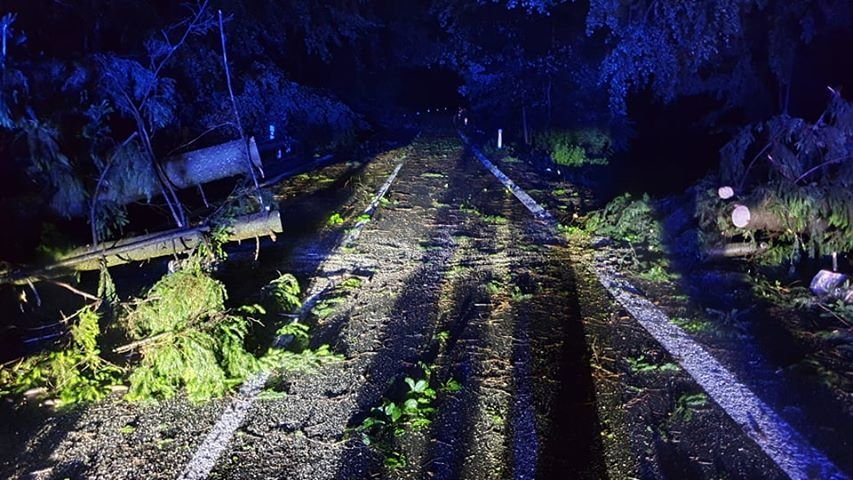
[263,273,302,313]
[355,361,462,470]
[328,213,345,226]
[124,265,261,402]
[585,193,662,248]
[0,259,331,406]
[0,306,123,408]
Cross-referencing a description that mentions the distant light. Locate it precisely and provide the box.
[269,124,275,140]
[464,117,468,126]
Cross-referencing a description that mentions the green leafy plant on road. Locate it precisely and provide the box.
[328,212,345,226]
[355,363,462,469]
[670,393,708,422]
[626,355,680,374]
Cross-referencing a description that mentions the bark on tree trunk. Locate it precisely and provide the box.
[2,210,282,285]
[704,242,768,260]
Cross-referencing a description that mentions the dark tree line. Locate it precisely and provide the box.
[1,0,852,261]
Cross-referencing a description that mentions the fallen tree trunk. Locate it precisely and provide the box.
[1,210,282,285]
[731,201,787,231]
[704,242,769,261]
[100,137,263,205]
[729,198,828,234]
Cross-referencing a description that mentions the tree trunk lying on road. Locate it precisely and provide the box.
[1,210,282,285]
[99,137,263,205]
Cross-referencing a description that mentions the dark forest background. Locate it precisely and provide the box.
[1,0,852,264]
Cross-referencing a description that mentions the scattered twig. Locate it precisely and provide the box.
[47,280,100,302]
[147,1,211,92]
[164,122,235,157]
[737,140,772,191]
[25,280,42,307]
[59,302,102,325]
[793,154,853,184]
[815,302,852,327]
[197,184,210,208]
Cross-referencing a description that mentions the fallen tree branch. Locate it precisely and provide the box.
[2,210,282,285]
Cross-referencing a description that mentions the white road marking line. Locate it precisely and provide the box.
[461,133,555,225]
[462,134,847,480]
[178,158,408,480]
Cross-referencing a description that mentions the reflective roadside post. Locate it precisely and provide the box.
[497,129,503,149]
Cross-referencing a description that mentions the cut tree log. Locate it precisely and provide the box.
[100,137,263,205]
[1,210,282,285]
[718,186,735,200]
[731,202,787,231]
[730,200,828,234]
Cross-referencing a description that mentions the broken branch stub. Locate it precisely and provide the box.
[100,137,262,205]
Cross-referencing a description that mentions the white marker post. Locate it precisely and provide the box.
[497,129,503,149]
